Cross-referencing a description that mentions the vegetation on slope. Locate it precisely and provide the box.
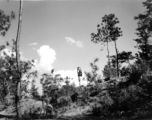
[0,0,152,119]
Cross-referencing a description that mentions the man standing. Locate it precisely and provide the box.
[77,67,82,86]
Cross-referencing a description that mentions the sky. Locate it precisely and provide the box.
[0,0,146,92]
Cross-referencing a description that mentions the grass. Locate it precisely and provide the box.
[59,105,90,117]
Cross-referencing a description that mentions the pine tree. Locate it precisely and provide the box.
[91,14,122,78]
[134,0,152,62]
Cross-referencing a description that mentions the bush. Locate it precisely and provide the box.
[57,96,71,108]
[21,99,42,119]
[91,103,102,116]
[90,79,151,118]
[21,98,57,119]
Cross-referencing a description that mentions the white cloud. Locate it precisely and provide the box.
[29,42,38,46]
[20,51,28,61]
[66,37,76,44]
[65,37,83,48]
[76,41,83,48]
[36,45,56,73]
[55,69,87,86]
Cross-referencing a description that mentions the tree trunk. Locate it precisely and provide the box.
[143,30,149,61]
[145,37,149,61]
[15,0,23,119]
[114,40,119,77]
[106,41,111,78]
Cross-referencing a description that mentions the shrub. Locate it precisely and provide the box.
[57,96,71,108]
[91,103,102,116]
[21,99,42,119]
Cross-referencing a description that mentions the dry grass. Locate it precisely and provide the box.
[57,103,91,118]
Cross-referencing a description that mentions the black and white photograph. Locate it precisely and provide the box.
[0,0,152,119]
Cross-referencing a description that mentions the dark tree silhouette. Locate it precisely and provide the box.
[91,14,122,78]
[91,19,111,78]
[103,51,134,79]
[103,62,117,80]
[40,69,62,104]
[0,10,15,58]
[110,51,134,68]
[0,10,15,36]
[118,51,134,65]
[134,0,152,62]
[0,43,37,117]
[85,58,99,85]
[102,14,123,77]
